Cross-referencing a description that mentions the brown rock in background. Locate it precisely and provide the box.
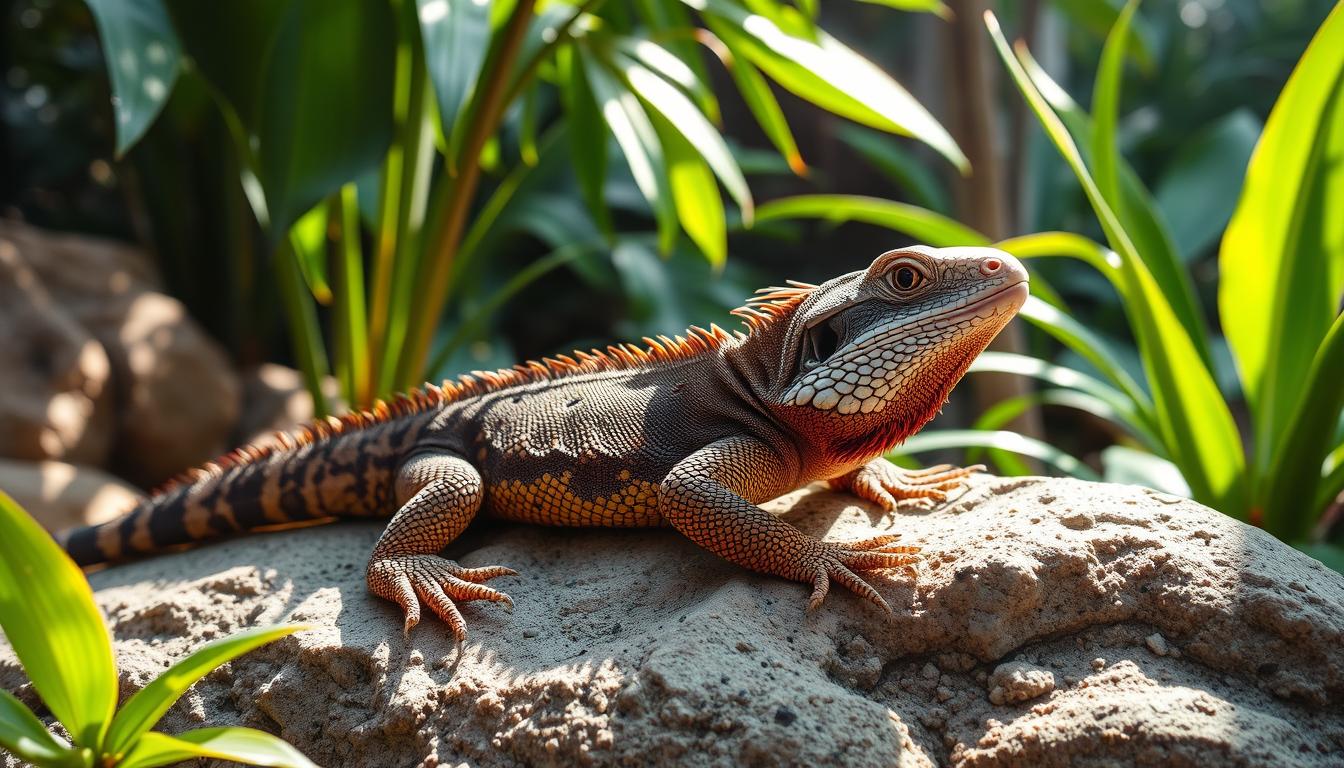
[0,221,240,488]
[0,235,113,465]
[235,363,343,448]
[0,458,142,532]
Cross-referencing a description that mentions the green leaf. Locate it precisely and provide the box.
[0,689,74,765]
[1154,110,1261,261]
[855,0,950,18]
[754,194,986,247]
[1101,445,1191,497]
[85,0,182,156]
[1264,311,1344,539]
[257,0,397,234]
[1046,0,1153,68]
[1318,445,1344,514]
[164,0,286,130]
[1219,1,1344,479]
[559,45,612,238]
[719,48,805,175]
[617,54,753,224]
[416,0,492,169]
[994,231,1120,281]
[693,0,968,171]
[1017,45,1209,363]
[987,12,1247,516]
[649,112,728,269]
[1090,0,1139,218]
[1016,296,1151,416]
[0,491,116,749]
[969,351,1156,447]
[584,58,678,253]
[889,430,1100,480]
[116,728,317,768]
[836,125,951,213]
[104,625,310,758]
[289,204,332,305]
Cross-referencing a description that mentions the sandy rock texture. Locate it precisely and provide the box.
[4,477,1344,767]
[0,221,239,488]
[0,458,142,531]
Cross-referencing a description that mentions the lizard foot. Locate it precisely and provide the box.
[367,554,517,641]
[806,535,921,615]
[838,461,985,511]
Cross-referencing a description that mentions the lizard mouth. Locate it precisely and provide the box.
[801,316,842,372]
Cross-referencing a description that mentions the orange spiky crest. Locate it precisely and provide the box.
[154,281,818,496]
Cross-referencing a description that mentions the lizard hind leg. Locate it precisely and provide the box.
[366,451,516,641]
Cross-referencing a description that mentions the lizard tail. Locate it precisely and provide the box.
[61,415,426,567]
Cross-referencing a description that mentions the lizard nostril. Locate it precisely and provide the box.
[981,258,1002,275]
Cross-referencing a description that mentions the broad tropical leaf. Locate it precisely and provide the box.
[0,491,117,749]
[1219,1,1344,477]
[85,0,182,156]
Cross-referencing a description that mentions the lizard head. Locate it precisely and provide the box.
[769,245,1028,462]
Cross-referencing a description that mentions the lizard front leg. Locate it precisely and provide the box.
[830,459,984,511]
[660,437,920,615]
[366,451,515,640]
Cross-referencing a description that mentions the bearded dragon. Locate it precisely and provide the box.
[62,246,1028,641]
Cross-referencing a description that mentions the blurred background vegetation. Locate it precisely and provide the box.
[2,0,1341,564]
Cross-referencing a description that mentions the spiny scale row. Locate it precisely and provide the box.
[155,283,820,497]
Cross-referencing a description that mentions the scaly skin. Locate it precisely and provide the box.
[62,246,1028,641]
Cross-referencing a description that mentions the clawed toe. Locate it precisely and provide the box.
[806,539,922,616]
[367,554,517,641]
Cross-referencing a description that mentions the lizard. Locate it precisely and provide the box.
[61,245,1028,641]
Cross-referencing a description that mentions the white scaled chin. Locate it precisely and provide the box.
[783,360,895,415]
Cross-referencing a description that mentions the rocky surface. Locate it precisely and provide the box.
[0,221,239,489]
[5,477,1344,767]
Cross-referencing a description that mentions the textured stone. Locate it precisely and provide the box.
[0,221,239,487]
[0,458,142,533]
[4,477,1344,767]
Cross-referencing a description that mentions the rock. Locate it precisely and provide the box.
[0,459,142,533]
[0,234,113,465]
[4,477,1344,767]
[986,661,1055,706]
[235,364,343,448]
[0,221,240,487]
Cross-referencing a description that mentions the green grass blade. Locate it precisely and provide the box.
[1263,311,1344,540]
[289,204,333,305]
[1017,44,1210,362]
[994,231,1120,282]
[584,57,679,254]
[334,184,371,407]
[0,688,73,764]
[693,1,968,171]
[618,54,753,225]
[755,194,986,246]
[1016,296,1151,417]
[649,111,728,268]
[1219,2,1344,478]
[1101,445,1191,497]
[275,238,332,418]
[889,430,1100,480]
[104,626,311,759]
[116,728,317,768]
[427,243,596,378]
[718,43,805,175]
[1090,0,1139,218]
[559,44,613,239]
[969,352,1157,447]
[0,492,116,750]
[986,12,1247,516]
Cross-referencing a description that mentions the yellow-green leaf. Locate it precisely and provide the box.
[116,728,317,768]
[1219,1,1344,477]
[0,689,73,764]
[105,625,311,758]
[649,113,727,269]
[0,491,116,749]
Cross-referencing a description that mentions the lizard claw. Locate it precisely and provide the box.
[367,554,516,642]
[805,539,921,615]
[838,461,984,512]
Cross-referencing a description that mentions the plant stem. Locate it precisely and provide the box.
[275,237,332,418]
[395,0,538,390]
[334,184,371,408]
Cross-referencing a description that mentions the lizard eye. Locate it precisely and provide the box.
[890,265,924,292]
